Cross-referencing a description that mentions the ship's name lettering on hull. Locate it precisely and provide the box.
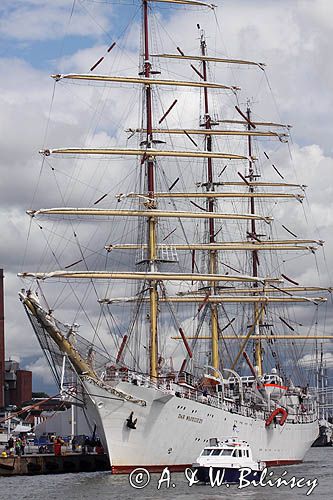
[178,413,203,424]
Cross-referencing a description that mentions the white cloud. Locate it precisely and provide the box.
[25,356,55,385]
[298,352,333,369]
[0,0,111,41]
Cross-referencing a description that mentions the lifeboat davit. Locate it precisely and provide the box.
[263,383,288,400]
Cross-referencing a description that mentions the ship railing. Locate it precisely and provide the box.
[170,384,265,420]
[103,369,286,421]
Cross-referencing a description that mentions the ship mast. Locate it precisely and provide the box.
[200,30,219,371]
[21,0,332,384]
[246,105,263,376]
[143,0,159,379]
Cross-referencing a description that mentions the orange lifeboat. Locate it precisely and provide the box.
[265,407,288,427]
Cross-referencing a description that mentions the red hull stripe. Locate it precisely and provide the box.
[112,464,190,474]
[111,459,302,474]
[265,459,302,466]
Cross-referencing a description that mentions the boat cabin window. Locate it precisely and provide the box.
[201,448,214,456]
[221,449,233,456]
[211,449,222,456]
[203,448,234,456]
[246,450,249,457]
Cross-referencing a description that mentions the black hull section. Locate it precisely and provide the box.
[312,436,333,447]
[195,466,260,484]
[311,425,332,447]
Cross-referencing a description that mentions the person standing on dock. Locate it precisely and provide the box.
[54,437,63,456]
[7,435,14,452]
[20,436,26,455]
[15,437,22,456]
[95,439,104,455]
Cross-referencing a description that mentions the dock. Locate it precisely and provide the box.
[0,453,110,475]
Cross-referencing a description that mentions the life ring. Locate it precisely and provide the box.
[265,407,288,427]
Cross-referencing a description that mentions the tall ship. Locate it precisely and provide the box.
[18,0,331,473]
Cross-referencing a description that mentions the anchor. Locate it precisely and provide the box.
[126,411,137,429]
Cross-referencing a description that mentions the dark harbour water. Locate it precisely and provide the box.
[0,448,332,500]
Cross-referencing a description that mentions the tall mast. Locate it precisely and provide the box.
[247,105,263,376]
[143,0,158,378]
[200,31,219,371]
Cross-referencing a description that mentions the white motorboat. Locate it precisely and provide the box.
[192,437,265,483]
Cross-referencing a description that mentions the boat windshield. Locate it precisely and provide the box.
[221,449,234,456]
[201,448,215,455]
[201,448,234,456]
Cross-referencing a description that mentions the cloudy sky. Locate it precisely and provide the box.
[1,0,333,393]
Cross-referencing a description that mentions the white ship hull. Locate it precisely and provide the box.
[83,379,318,473]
